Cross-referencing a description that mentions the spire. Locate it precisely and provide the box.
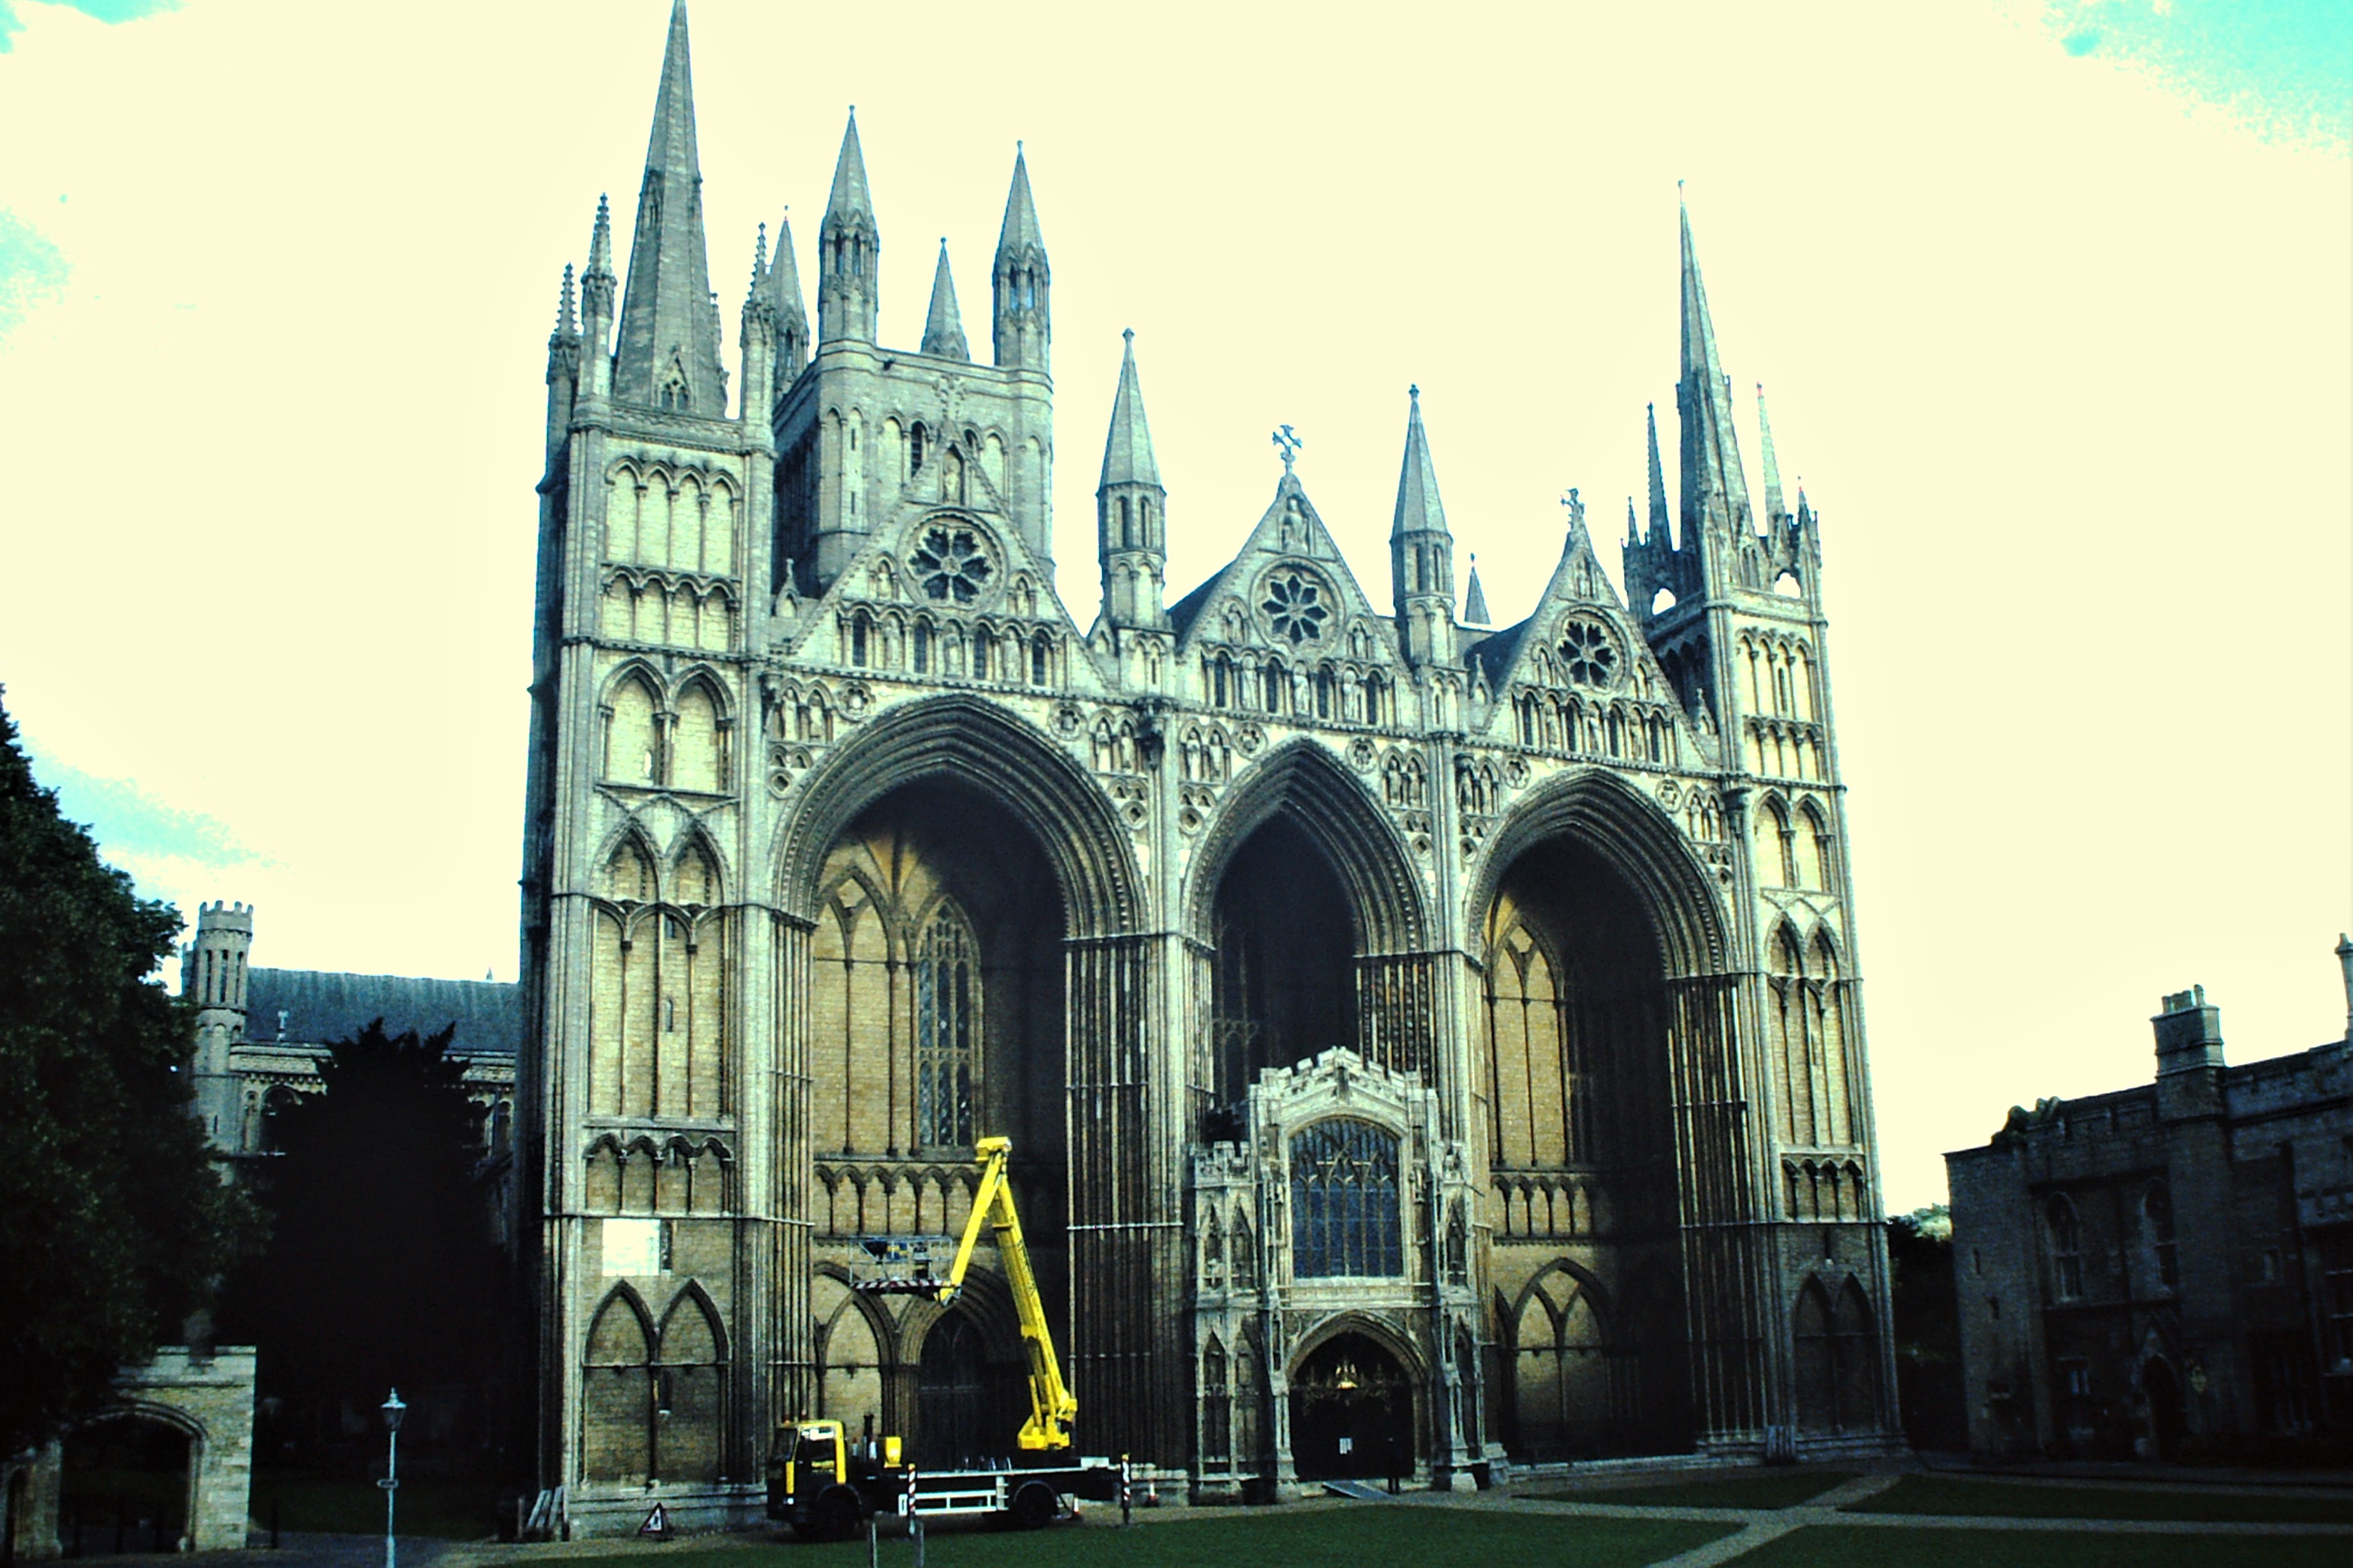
[553,264,578,341]
[749,224,768,295]
[611,1,727,412]
[1756,382,1787,521]
[1675,195,1752,537]
[817,110,880,342]
[1390,385,1449,541]
[1098,328,1161,488]
[759,208,810,393]
[545,264,582,454]
[1390,385,1456,667]
[1625,496,1639,545]
[921,240,970,360]
[992,143,1051,370]
[1463,553,1491,626]
[587,193,614,279]
[1645,402,1670,545]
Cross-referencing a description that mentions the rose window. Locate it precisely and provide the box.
[1558,617,1618,687]
[1260,568,1331,646]
[910,527,994,604]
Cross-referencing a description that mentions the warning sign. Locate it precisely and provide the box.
[638,1503,672,1539]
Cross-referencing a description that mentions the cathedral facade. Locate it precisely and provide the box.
[517,4,1898,1528]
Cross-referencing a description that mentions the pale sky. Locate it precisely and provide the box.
[1,0,2347,1212]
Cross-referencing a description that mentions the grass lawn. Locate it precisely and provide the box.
[1843,1476,2353,1526]
[1737,1524,2353,1567]
[535,1507,1734,1568]
[247,1472,508,1539]
[1524,1470,1855,1510]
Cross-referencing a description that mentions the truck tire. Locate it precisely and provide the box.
[796,1488,860,1543]
[1010,1481,1057,1531]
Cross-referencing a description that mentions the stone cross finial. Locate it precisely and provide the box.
[1271,424,1303,472]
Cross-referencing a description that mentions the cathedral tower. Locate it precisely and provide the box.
[1389,385,1457,669]
[186,900,252,1147]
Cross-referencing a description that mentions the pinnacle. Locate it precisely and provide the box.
[611,0,726,411]
[554,263,577,337]
[1463,554,1491,626]
[587,193,614,278]
[1645,402,1669,541]
[1757,382,1787,521]
[996,143,1045,259]
[922,239,970,361]
[760,208,806,325]
[1098,330,1162,489]
[825,109,875,227]
[1390,385,1448,543]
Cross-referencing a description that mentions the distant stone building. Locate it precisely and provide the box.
[182,901,519,1209]
[1947,939,2353,1460]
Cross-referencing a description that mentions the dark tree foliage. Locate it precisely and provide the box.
[0,689,257,1455]
[1888,1205,1966,1451]
[219,1019,503,1417]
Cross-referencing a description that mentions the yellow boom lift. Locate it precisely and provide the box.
[765,1138,1114,1539]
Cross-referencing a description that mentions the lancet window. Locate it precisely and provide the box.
[915,907,979,1149]
[1290,1118,1403,1278]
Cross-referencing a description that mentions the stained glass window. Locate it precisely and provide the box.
[915,910,977,1148]
[1290,1119,1403,1278]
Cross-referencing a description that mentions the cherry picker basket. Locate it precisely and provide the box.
[848,1235,959,1296]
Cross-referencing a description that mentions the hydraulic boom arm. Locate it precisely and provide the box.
[934,1137,1076,1451]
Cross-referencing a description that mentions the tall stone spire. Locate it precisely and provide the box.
[992,144,1051,371]
[760,209,809,396]
[579,195,616,400]
[611,1,727,413]
[818,110,880,342]
[1755,383,1787,522]
[921,240,970,360]
[1390,385,1456,667]
[1676,198,1752,537]
[1096,330,1165,627]
[545,264,580,457]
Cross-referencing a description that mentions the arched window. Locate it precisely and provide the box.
[1290,1119,1402,1278]
[1213,654,1236,708]
[259,1084,300,1154]
[911,620,931,674]
[1202,1337,1230,1463]
[1031,632,1052,687]
[915,909,978,1148]
[2144,1182,2178,1292]
[908,423,926,474]
[850,614,870,667]
[1118,495,1132,548]
[2047,1194,2084,1300]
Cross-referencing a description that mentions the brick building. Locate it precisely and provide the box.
[1946,939,2353,1460]
[517,3,1902,1529]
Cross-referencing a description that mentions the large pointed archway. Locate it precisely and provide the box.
[1468,768,1762,1454]
[774,695,1167,1459]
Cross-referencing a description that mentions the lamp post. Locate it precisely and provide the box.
[379,1391,406,1568]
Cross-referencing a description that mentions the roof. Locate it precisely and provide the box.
[242,969,524,1057]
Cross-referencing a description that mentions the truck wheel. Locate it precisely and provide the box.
[797,1489,860,1543]
[1010,1482,1058,1531]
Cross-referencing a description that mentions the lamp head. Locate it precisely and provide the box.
[382,1390,406,1432]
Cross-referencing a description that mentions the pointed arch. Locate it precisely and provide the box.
[600,825,660,904]
[1466,767,1726,978]
[776,694,1139,935]
[1185,738,1426,954]
[670,671,728,793]
[582,1284,656,1483]
[602,665,664,786]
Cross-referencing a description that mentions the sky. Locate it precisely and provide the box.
[1,0,2347,1212]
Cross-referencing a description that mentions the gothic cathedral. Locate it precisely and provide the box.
[519,4,1898,1528]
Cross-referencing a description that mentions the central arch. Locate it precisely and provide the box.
[1184,742,1432,1133]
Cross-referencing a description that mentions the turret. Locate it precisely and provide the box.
[921,240,970,361]
[991,145,1050,372]
[610,0,727,414]
[761,210,810,400]
[1462,554,1490,627]
[579,195,616,403]
[1096,330,1165,627]
[817,111,880,344]
[1389,385,1456,668]
[184,900,253,1150]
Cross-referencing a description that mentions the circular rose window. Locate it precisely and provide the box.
[1557,616,1618,687]
[910,525,994,604]
[1260,566,1331,646]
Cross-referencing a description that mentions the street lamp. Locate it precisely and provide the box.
[380,1391,406,1568]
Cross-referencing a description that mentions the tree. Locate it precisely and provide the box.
[0,689,256,1456]
[219,1020,505,1430]
[1887,1203,1965,1451]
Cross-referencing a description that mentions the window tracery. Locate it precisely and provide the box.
[915,908,979,1148]
[1290,1118,1403,1278]
[1558,617,1618,688]
[909,525,993,604]
[1260,568,1331,646]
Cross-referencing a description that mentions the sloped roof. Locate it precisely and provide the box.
[242,969,523,1056]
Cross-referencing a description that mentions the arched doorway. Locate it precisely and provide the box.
[1205,816,1355,1132]
[1289,1333,1414,1481]
[917,1312,991,1467]
[59,1414,191,1555]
